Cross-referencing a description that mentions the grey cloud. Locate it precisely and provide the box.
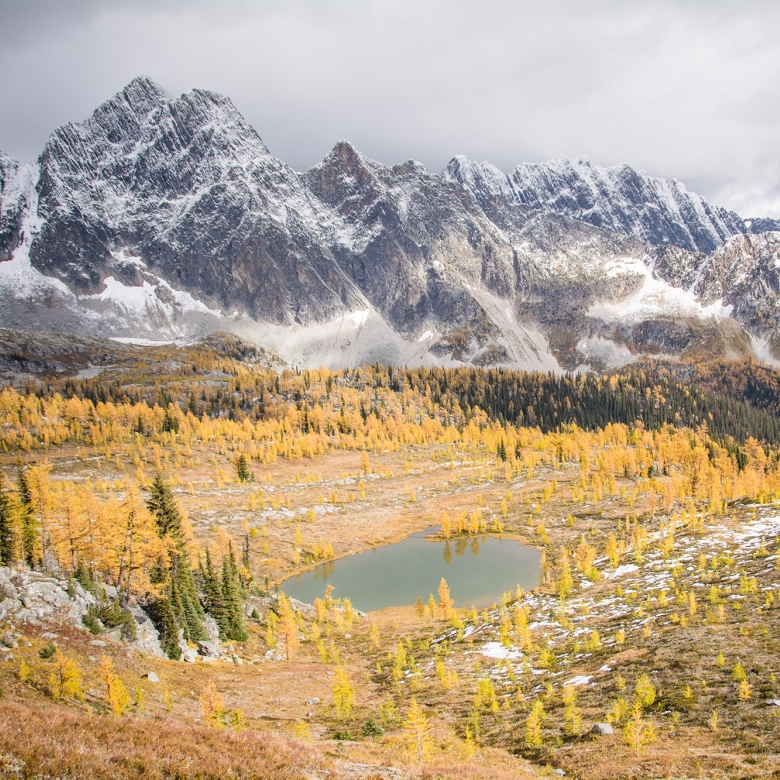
[1,0,779,215]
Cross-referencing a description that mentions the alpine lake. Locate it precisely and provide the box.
[280,527,542,613]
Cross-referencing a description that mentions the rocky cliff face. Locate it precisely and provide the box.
[696,232,780,340]
[444,154,749,254]
[1,76,778,371]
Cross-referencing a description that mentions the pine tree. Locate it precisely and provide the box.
[17,470,39,569]
[525,699,545,749]
[0,474,16,566]
[220,546,248,641]
[199,680,225,728]
[236,454,251,483]
[74,559,94,593]
[148,597,182,660]
[556,547,573,599]
[332,666,355,719]
[147,474,207,642]
[438,577,454,620]
[147,474,185,540]
[622,701,656,756]
[48,649,83,701]
[200,549,226,632]
[109,675,130,716]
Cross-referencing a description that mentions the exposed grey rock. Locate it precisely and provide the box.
[765,699,780,706]
[306,697,321,705]
[0,566,95,626]
[89,640,107,647]
[338,762,408,779]
[2,76,779,371]
[289,597,317,621]
[128,606,165,658]
[203,614,221,643]
[197,639,225,659]
[244,602,259,619]
[695,231,780,342]
[747,217,780,234]
[445,154,748,254]
[182,647,198,663]
[100,584,119,600]
[146,671,160,683]
[590,722,614,735]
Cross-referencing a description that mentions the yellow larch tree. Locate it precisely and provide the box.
[438,577,454,620]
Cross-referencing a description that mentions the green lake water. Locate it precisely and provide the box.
[280,527,541,613]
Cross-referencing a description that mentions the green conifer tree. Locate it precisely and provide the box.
[200,549,226,634]
[17,470,39,569]
[149,597,182,660]
[236,454,251,483]
[74,559,94,593]
[147,474,207,642]
[221,545,248,642]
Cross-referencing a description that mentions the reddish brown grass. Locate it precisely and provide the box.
[0,696,325,779]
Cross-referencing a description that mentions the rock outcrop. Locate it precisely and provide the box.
[0,566,169,658]
[444,154,748,254]
[0,567,95,625]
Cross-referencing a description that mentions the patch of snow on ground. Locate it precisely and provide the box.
[588,257,732,324]
[479,642,522,660]
[563,675,593,687]
[348,309,370,328]
[603,564,639,579]
[110,337,178,346]
[576,335,636,369]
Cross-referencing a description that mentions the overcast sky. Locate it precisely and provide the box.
[2,0,779,216]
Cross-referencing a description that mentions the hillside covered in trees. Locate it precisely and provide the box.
[1,338,780,779]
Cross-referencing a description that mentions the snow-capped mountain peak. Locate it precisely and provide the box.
[2,77,780,371]
[443,154,748,254]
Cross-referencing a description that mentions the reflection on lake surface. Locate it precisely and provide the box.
[280,527,541,612]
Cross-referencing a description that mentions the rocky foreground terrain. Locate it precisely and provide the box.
[1,76,779,370]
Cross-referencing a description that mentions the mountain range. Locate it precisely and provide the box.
[1,75,779,372]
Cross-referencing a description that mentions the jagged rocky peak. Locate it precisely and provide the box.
[3,74,780,371]
[303,140,388,212]
[746,217,780,234]
[29,76,350,317]
[37,75,273,216]
[0,152,29,261]
[444,154,748,254]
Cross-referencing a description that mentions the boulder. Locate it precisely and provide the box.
[182,647,198,663]
[129,606,165,658]
[203,614,221,642]
[197,639,225,659]
[590,723,614,736]
[146,671,160,683]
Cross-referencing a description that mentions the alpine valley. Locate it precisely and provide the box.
[2,76,780,372]
[7,76,780,780]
